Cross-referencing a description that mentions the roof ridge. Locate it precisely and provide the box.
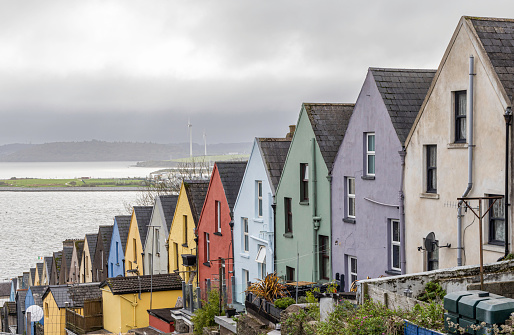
[370,67,437,72]
[303,102,355,106]
[464,16,514,23]
[256,137,290,142]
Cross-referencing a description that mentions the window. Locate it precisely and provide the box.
[455,91,467,143]
[348,256,357,286]
[133,239,137,263]
[256,245,266,279]
[286,266,295,282]
[257,181,263,217]
[215,201,221,233]
[155,229,160,254]
[242,218,249,252]
[319,235,330,280]
[116,242,119,263]
[205,233,210,264]
[183,215,188,246]
[426,145,437,193]
[390,220,401,271]
[489,195,505,245]
[285,197,293,233]
[173,242,179,270]
[300,164,309,202]
[242,269,249,294]
[347,178,356,218]
[366,133,375,176]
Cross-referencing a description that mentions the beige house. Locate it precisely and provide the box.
[404,16,514,273]
[80,234,97,283]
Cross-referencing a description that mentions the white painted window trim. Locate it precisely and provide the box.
[348,256,357,285]
[390,220,401,272]
[257,181,263,218]
[366,133,375,176]
[243,217,249,252]
[347,177,356,218]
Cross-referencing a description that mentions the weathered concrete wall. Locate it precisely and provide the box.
[468,280,514,298]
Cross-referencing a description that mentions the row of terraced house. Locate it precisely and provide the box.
[3,15,514,334]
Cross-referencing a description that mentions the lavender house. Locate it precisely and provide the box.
[331,68,435,290]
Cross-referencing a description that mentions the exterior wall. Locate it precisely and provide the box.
[43,292,65,335]
[25,288,44,335]
[42,262,50,286]
[149,314,174,333]
[92,233,108,282]
[275,106,332,283]
[197,166,234,299]
[125,211,144,276]
[69,245,81,284]
[233,140,274,303]
[404,24,510,273]
[80,239,94,283]
[332,71,403,290]
[34,269,40,286]
[168,183,198,284]
[102,287,181,333]
[143,198,169,275]
[108,220,125,278]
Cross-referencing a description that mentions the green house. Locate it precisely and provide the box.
[275,103,354,283]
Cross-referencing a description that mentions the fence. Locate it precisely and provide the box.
[65,299,103,335]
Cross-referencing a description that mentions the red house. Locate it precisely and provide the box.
[196,161,247,302]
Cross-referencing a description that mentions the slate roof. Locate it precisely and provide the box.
[101,273,182,295]
[133,206,153,246]
[148,308,180,322]
[22,272,29,289]
[370,68,436,145]
[215,161,247,211]
[98,225,113,261]
[68,283,102,307]
[5,301,16,314]
[16,290,27,311]
[36,263,43,284]
[42,286,71,309]
[53,251,63,273]
[44,256,53,276]
[62,246,74,271]
[74,240,85,264]
[0,282,10,297]
[303,103,355,172]
[184,180,209,226]
[85,233,98,264]
[158,195,179,232]
[257,138,291,193]
[114,215,132,251]
[29,268,36,286]
[29,285,48,307]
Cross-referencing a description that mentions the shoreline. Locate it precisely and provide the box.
[0,187,143,192]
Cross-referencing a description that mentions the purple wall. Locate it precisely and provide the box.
[331,71,403,291]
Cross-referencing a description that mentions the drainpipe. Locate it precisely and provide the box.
[327,174,333,280]
[271,199,277,273]
[312,138,320,282]
[398,149,406,274]
[457,55,475,266]
[504,107,512,258]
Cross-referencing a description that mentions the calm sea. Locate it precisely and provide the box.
[0,162,157,280]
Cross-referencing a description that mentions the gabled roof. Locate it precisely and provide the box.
[303,103,355,172]
[133,206,153,245]
[98,225,113,260]
[29,268,36,286]
[5,301,16,314]
[22,272,29,289]
[53,251,63,274]
[100,273,182,295]
[16,290,27,311]
[36,263,43,283]
[44,256,53,273]
[216,161,247,211]
[85,233,98,264]
[68,283,101,307]
[74,240,85,264]
[28,285,48,307]
[148,308,180,323]
[114,215,132,251]
[0,282,10,297]
[184,180,209,225]
[370,68,436,145]
[468,17,514,105]
[42,285,70,308]
[62,246,74,271]
[256,138,291,194]
[158,195,179,232]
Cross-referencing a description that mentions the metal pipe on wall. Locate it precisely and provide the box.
[505,107,512,257]
[312,138,319,282]
[399,149,406,274]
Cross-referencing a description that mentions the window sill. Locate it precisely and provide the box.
[240,253,250,259]
[214,232,222,236]
[420,193,439,199]
[299,201,309,206]
[361,175,375,180]
[447,143,468,149]
[253,218,264,223]
[203,262,211,267]
[283,232,293,238]
[385,269,401,276]
[182,243,188,248]
[343,217,356,224]
[483,243,505,253]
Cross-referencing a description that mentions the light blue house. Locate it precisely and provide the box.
[233,137,291,304]
[9,278,16,302]
[107,215,132,278]
[25,285,47,334]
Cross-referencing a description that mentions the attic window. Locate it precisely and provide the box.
[454,91,467,143]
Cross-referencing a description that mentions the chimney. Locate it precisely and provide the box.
[286,125,295,139]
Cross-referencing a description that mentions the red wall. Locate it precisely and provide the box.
[149,314,174,333]
[197,165,234,300]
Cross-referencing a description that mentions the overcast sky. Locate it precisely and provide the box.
[1,1,514,145]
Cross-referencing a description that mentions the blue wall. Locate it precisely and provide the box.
[108,218,125,278]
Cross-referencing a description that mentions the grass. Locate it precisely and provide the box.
[0,178,147,188]
[171,154,249,163]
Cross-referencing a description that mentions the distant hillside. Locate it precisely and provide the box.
[0,140,252,162]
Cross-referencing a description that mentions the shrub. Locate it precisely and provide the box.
[246,272,289,303]
[191,289,223,335]
[418,281,446,302]
[274,297,296,309]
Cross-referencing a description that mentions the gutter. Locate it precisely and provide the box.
[399,149,406,274]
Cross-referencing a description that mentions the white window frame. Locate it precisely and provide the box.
[390,220,401,271]
[348,256,357,286]
[366,133,375,176]
[205,233,210,263]
[257,181,263,217]
[242,269,249,293]
[216,201,221,233]
[347,177,355,218]
[243,217,249,252]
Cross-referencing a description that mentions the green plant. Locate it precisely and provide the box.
[325,280,338,294]
[504,253,514,260]
[246,272,289,303]
[191,289,224,335]
[408,301,445,332]
[418,281,446,302]
[305,287,320,303]
[274,297,296,309]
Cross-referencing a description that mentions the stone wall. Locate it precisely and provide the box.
[235,314,270,335]
[467,280,514,298]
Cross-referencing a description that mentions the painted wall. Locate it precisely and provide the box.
[101,287,181,333]
[275,105,332,283]
[125,211,144,276]
[168,183,198,284]
[332,71,403,290]
[144,198,170,275]
[197,166,234,299]
[108,219,125,278]
[68,241,83,284]
[34,268,40,287]
[80,238,94,283]
[25,287,44,335]
[43,292,65,335]
[233,139,274,303]
[149,314,174,333]
[404,21,510,273]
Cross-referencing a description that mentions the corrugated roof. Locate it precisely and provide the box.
[101,273,182,295]
[304,103,355,172]
[215,161,247,211]
[257,138,291,194]
[114,215,132,252]
[85,234,98,264]
[98,225,113,261]
[133,206,153,246]
[370,68,436,145]
[158,195,179,232]
[184,180,209,226]
[468,17,514,105]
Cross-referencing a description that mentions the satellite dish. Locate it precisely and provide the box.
[26,305,43,322]
[425,232,436,252]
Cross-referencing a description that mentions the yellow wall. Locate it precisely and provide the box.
[34,268,40,286]
[168,182,197,284]
[43,291,66,335]
[80,238,94,283]
[125,210,144,276]
[102,286,181,333]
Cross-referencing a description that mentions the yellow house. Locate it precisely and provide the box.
[125,206,153,276]
[168,180,209,284]
[34,263,43,286]
[80,234,98,283]
[100,273,182,333]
